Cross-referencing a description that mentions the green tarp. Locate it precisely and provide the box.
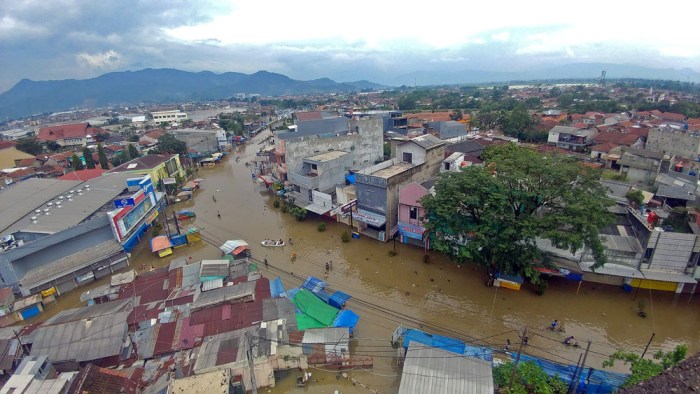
[292,289,339,327]
[295,313,327,331]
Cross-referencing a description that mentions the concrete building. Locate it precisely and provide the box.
[287,150,353,214]
[0,129,34,141]
[427,121,468,140]
[397,179,435,249]
[273,117,383,183]
[353,135,445,241]
[109,153,184,186]
[617,149,666,183]
[170,128,229,156]
[0,173,162,295]
[547,125,597,152]
[150,110,188,124]
[646,127,700,159]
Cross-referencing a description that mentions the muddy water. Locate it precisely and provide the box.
[26,130,700,393]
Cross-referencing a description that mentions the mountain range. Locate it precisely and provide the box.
[1,63,699,120]
[0,69,383,120]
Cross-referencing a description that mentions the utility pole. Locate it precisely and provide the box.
[13,329,28,356]
[508,327,527,392]
[569,341,591,394]
[246,331,258,394]
[568,354,583,394]
[641,332,655,359]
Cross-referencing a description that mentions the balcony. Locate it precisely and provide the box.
[289,172,319,190]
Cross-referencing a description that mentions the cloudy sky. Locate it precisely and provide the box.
[1,0,699,93]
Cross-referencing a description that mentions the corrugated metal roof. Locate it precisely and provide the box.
[199,260,229,278]
[191,281,255,311]
[31,310,129,362]
[302,327,349,345]
[202,278,224,292]
[398,345,493,394]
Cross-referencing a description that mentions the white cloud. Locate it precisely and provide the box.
[76,50,124,69]
[491,31,510,43]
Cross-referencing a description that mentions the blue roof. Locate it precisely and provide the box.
[329,291,351,309]
[270,277,286,298]
[518,354,627,393]
[402,328,493,362]
[332,309,360,334]
[301,276,327,294]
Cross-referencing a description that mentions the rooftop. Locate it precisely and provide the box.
[304,150,349,163]
[398,344,493,394]
[1,172,133,236]
[169,368,230,394]
[371,162,414,179]
[109,154,176,173]
[406,134,445,150]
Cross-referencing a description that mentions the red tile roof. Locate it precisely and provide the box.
[404,112,454,122]
[58,168,106,181]
[590,143,619,153]
[67,364,141,394]
[0,141,16,150]
[594,131,642,146]
[296,111,323,122]
[17,157,37,166]
[37,123,104,142]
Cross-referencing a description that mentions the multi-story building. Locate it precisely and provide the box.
[646,127,700,160]
[150,110,188,124]
[287,151,353,214]
[353,135,445,242]
[547,125,597,152]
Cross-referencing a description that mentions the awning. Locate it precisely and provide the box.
[219,240,249,254]
[352,209,386,227]
[306,202,332,215]
[150,235,173,252]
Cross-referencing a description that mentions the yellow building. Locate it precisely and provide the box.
[108,153,184,185]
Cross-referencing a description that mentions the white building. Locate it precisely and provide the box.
[151,110,188,124]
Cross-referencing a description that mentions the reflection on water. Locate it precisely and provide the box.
[23,130,700,393]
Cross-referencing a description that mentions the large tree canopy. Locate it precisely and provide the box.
[152,133,188,156]
[421,144,613,282]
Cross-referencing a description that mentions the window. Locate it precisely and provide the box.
[409,207,417,220]
[403,152,413,164]
[311,164,317,170]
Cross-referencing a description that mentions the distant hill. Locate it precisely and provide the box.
[391,63,700,86]
[0,68,385,120]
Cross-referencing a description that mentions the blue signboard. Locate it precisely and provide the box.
[114,198,135,208]
[398,222,425,240]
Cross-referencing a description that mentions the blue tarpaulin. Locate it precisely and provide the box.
[329,291,351,309]
[495,273,524,284]
[402,328,493,362]
[314,290,331,303]
[518,354,627,393]
[345,173,355,184]
[170,234,188,247]
[332,309,360,334]
[302,276,327,294]
[270,277,286,298]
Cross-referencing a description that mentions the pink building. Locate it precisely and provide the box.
[397,180,434,249]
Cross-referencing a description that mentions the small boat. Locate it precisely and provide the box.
[261,239,285,247]
[177,209,196,220]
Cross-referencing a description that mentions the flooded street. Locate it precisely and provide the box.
[27,130,700,393]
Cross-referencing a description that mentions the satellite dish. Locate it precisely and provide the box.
[30,216,37,221]
[58,196,64,200]
[85,185,90,188]
[47,202,53,207]
[43,208,50,213]
[35,209,41,214]
[78,192,83,196]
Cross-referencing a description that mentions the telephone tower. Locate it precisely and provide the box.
[600,70,607,87]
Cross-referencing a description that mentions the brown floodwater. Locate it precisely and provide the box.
[25,130,700,393]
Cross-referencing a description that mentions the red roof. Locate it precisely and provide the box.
[0,141,16,150]
[405,111,453,122]
[58,168,106,181]
[594,131,642,146]
[296,111,323,122]
[37,123,91,141]
[67,364,141,394]
[399,183,428,207]
[17,158,37,166]
[590,143,619,153]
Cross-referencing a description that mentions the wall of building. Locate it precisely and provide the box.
[647,128,700,159]
[396,143,427,165]
[282,118,383,175]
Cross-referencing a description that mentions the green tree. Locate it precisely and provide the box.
[421,144,613,282]
[603,344,687,388]
[493,361,568,394]
[502,106,533,139]
[152,133,188,156]
[71,154,84,171]
[82,147,96,169]
[15,137,43,155]
[625,189,644,206]
[450,109,463,121]
[383,142,391,160]
[97,143,109,169]
[128,144,140,159]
